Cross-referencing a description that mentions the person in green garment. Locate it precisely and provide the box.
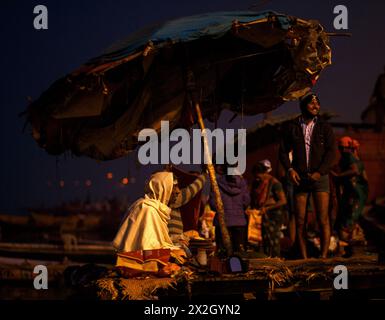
[332,136,368,248]
[250,160,287,257]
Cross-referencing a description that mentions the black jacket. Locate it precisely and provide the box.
[279,116,336,176]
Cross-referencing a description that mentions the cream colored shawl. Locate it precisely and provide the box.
[112,172,179,252]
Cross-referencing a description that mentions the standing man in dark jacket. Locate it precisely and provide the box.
[279,93,336,259]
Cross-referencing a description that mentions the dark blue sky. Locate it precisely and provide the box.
[1,0,384,213]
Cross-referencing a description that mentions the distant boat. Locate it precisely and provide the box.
[0,214,30,226]
[0,242,115,264]
[0,211,104,230]
[31,211,103,230]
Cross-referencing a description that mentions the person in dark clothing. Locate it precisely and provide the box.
[369,66,385,132]
[209,165,250,253]
[279,93,337,259]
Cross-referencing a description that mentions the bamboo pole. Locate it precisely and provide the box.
[192,100,233,257]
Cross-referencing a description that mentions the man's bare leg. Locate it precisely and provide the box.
[294,193,308,259]
[289,213,296,246]
[314,191,331,258]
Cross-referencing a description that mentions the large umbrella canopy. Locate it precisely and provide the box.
[26,11,331,160]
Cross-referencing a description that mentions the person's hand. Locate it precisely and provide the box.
[309,172,321,181]
[200,163,209,174]
[330,170,339,177]
[260,207,268,215]
[189,171,200,177]
[370,96,377,105]
[178,237,189,247]
[288,169,301,186]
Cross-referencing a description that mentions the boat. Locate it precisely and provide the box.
[0,242,115,264]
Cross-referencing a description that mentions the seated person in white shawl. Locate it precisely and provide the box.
[112,171,206,252]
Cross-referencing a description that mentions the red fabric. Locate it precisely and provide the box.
[253,176,272,208]
[171,166,203,231]
[118,248,171,264]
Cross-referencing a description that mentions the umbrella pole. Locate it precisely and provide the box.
[192,99,233,257]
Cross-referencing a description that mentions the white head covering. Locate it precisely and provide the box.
[144,171,174,205]
[259,159,272,173]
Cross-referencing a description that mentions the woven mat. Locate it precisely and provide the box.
[95,277,176,300]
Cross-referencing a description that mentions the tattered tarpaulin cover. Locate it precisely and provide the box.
[26,11,331,160]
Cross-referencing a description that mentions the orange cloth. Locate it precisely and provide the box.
[246,209,262,244]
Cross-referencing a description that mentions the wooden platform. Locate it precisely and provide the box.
[162,254,385,300]
[1,250,385,300]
